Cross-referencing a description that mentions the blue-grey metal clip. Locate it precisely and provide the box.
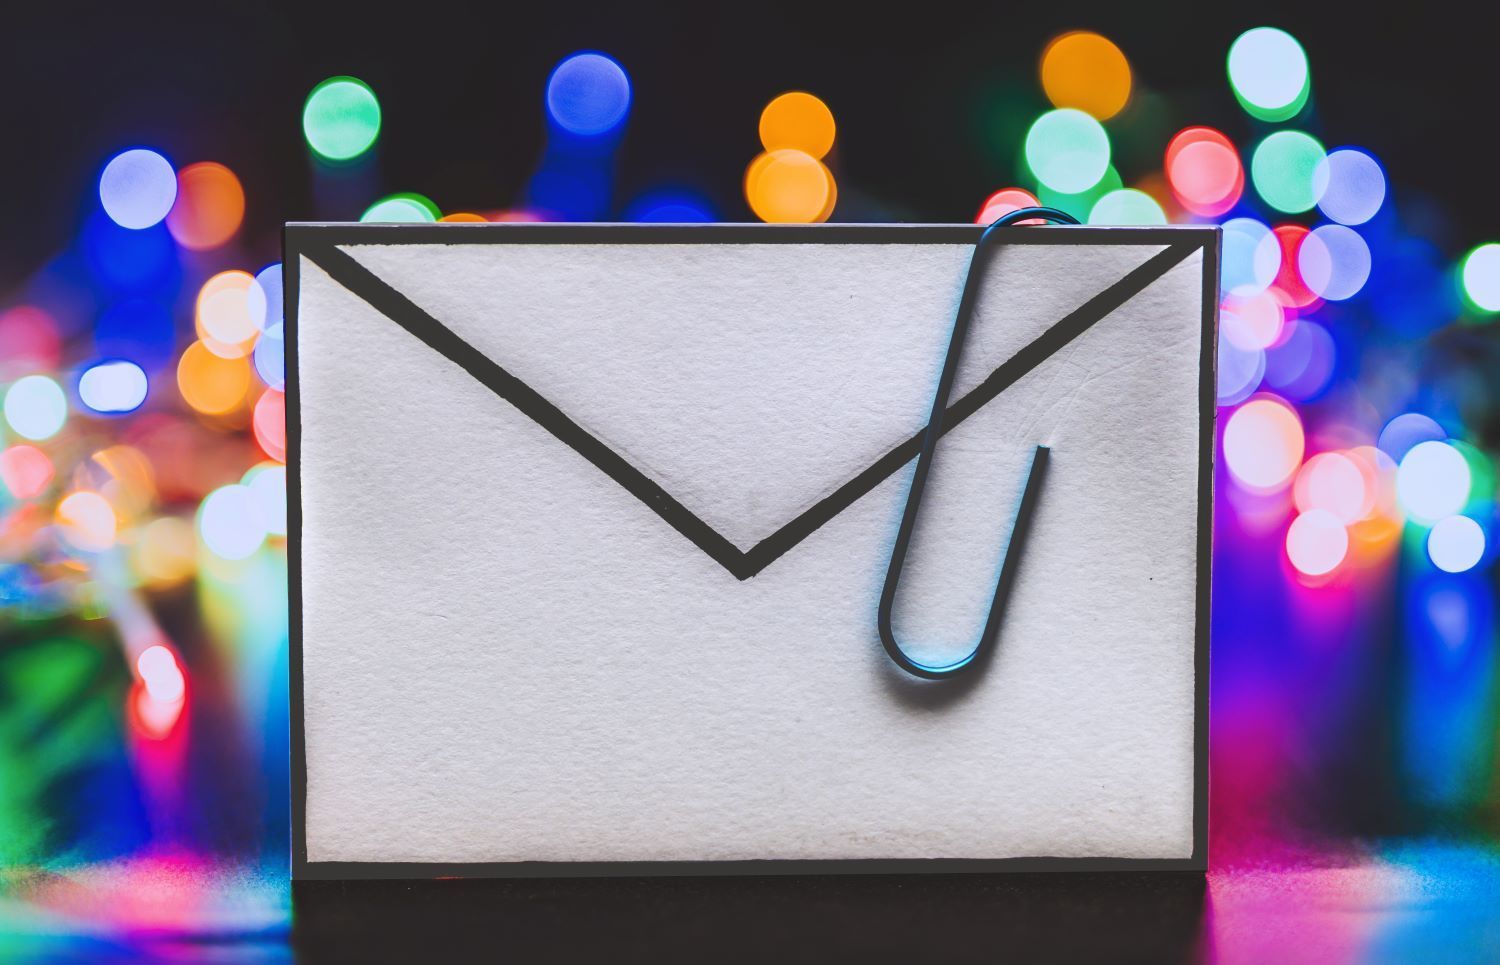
[877,206,1079,679]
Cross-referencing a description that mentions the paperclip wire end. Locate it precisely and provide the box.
[878,445,1051,679]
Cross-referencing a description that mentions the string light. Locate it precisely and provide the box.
[1286,509,1348,577]
[1251,131,1326,213]
[1025,109,1111,194]
[1228,27,1310,121]
[745,149,836,223]
[303,77,381,161]
[546,52,631,136]
[759,92,836,158]
[1397,441,1471,523]
[4,375,68,441]
[0,444,54,499]
[78,360,149,414]
[1313,149,1385,226]
[1223,396,1305,491]
[166,162,244,250]
[1428,516,1486,573]
[99,149,177,229]
[1040,31,1132,121]
[56,491,118,552]
[1460,243,1500,314]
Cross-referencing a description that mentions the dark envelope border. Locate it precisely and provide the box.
[284,223,1219,880]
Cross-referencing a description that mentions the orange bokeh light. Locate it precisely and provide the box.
[1040,31,1132,121]
[167,162,245,250]
[745,149,836,223]
[196,270,259,357]
[176,341,252,415]
[758,91,836,160]
[439,212,487,223]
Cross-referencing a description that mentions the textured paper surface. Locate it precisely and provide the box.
[295,231,1208,864]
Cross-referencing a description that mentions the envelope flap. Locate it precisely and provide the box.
[295,226,1207,577]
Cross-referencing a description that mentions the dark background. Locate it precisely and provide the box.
[3,1,1494,292]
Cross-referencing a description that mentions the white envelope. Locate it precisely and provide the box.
[286,223,1217,879]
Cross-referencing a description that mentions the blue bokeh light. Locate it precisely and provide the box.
[624,189,715,223]
[545,52,631,137]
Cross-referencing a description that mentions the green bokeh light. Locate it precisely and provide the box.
[1250,131,1325,213]
[360,193,439,223]
[1037,165,1121,222]
[1024,109,1111,195]
[1088,188,1166,226]
[303,76,382,162]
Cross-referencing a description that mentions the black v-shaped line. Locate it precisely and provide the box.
[299,240,1199,581]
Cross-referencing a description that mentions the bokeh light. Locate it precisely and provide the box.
[176,341,251,415]
[1088,188,1165,225]
[253,389,286,462]
[1251,131,1326,213]
[4,374,68,441]
[253,324,286,390]
[56,491,118,553]
[1025,108,1111,194]
[248,263,284,332]
[546,52,631,136]
[745,149,836,223]
[98,149,177,229]
[1460,243,1500,314]
[1269,224,1320,308]
[197,483,266,560]
[1313,148,1385,225]
[245,463,288,537]
[1221,291,1285,350]
[303,76,381,161]
[758,91,835,159]
[1378,413,1447,463]
[137,645,186,704]
[1037,164,1121,222]
[1428,516,1486,573]
[1217,323,1266,406]
[1397,441,1472,523]
[1263,319,1336,401]
[166,162,245,250]
[1298,224,1371,301]
[975,187,1041,224]
[624,189,715,222]
[1227,27,1310,121]
[1039,31,1132,121]
[196,270,260,355]
[0,444,54,499]
[1294,451,1371,523]
[361,194,439,223]
[1221,218,1281,296]
[1165,127,1243,217]
[78,360,149,414]
[1286,509,1348,577]
[131,516,196,586]
[1223,395,1305,490]
[0,306,62,380]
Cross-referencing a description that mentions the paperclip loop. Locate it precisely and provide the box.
[877,206,1081,679]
